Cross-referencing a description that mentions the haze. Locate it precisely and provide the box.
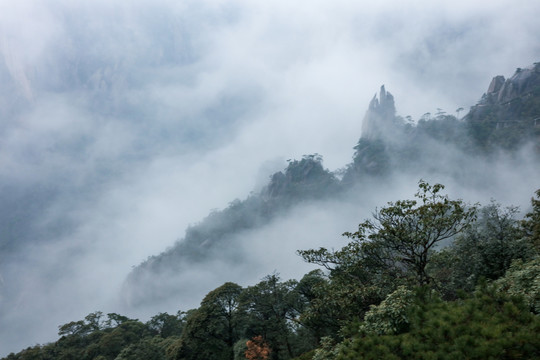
[1,0,539,356]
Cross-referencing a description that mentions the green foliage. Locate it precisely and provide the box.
[233,339,249,360]
[298,181,476,348]
[523,189,540,251]
[2,312,154,360]
[173,282,244,360]
[97,320,148,359]
[301,181,476,287]
[240,275,301,360]
[292,350,316,360]
[312,337,340,360]
[297,271,395,343]
[294,271,346,342]
[146,312,185,338]
[337,286,540,359]
[114,337,167,360]
[430,202,535,298]
[359,286,415,336]
[496,257,540,313]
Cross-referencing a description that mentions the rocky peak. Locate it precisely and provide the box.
[361,85,397,140]
[482,63,540,105]
[465,61,540,151]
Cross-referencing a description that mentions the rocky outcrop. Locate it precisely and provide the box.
[466,62,540,151]
[471,62,540,113]
[467,62,540,122]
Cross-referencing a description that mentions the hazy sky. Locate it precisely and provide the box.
[1,0,540,355]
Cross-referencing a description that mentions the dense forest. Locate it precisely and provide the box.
[4,181,540,359]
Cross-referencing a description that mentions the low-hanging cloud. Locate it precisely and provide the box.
[1,0,539,356]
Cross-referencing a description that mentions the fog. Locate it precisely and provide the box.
[1,0,540,356]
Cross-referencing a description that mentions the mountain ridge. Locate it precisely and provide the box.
[123,61,540,307]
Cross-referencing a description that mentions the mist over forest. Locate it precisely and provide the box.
[1,0,540,357]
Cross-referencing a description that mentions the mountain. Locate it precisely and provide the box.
[359,85,398,141]
[123,62,540,307]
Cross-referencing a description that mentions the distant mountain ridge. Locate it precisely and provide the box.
[124,62,540,306]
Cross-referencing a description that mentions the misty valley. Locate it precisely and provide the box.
[1,2,540,359]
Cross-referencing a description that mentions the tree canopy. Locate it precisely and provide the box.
[299,180,477,286]
[4,183,540,360]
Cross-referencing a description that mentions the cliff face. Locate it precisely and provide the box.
[466,62,540,150]
[490,63,540,104]
[468,63,540,122]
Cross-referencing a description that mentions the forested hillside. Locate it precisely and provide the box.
[124,63,540,307]
[5,181,539,359]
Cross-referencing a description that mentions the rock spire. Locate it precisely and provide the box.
[361,85,397,140]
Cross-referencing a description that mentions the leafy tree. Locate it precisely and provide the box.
[240,275,301,360]
[292,270,336,344]
[301,181,476,287]
[58,311,106,338]
[359,181,476,285]
[296,268,396,344]
[97,320,147,359]
[104,313,132,328]
[173,282,244,360]
[146,312,185,338]
[430,202,535,298]
[58,320,90,337]
[359,286,415,336]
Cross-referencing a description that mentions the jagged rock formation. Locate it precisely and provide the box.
[466,62,540,150]
[469,63,540,119]
[360,85,398,140]
[341,86,401,184]
[490,64,540,104]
